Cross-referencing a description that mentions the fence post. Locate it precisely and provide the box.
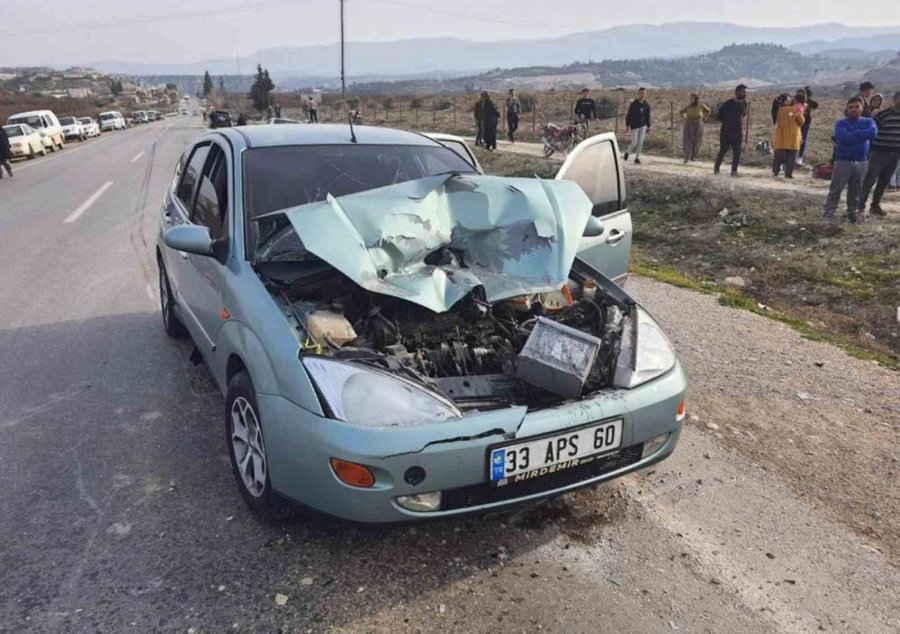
[615,99,619,136]
[745,101,751,144]
[670,101,675,157]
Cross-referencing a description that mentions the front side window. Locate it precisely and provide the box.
[243,144,476,219]
[190,145,229,240]
[560,139,623,216]
[176,144,210,209]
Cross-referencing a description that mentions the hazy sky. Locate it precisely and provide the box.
[2,0,896,67]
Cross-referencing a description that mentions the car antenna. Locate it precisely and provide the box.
[347,111,357,143]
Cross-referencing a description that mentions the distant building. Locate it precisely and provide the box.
[67,87,92,98]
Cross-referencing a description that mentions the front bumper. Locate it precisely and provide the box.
[9,146,29,157]
[259,362,687,523]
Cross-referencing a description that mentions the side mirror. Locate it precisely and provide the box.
[163,225,214,257]
[583,216,605,237]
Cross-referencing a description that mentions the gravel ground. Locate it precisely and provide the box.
[626,276,900,565]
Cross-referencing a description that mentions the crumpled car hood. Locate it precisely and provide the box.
[283,173,593,313]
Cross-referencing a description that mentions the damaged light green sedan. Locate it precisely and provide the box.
[156,125,687,521]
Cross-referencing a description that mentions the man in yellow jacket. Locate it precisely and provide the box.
[772,93,805,178]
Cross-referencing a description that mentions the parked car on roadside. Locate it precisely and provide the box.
[156,124,685,523]
[59,117,86,141]
[78,117,101,137]
[132,111,149,124]
[7,109,65,151]
[99,111,125,132]
[2,123,47,159]
[149,110,163,121]
[208,110,233,128]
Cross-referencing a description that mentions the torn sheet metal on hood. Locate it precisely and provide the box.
[284,173,593,313]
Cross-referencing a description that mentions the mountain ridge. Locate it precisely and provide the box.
[84,22,900,78]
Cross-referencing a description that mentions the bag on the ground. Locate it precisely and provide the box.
[814,164,834,181]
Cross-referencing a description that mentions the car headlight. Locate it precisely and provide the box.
[613,307,677,388]
[302,357,461,426]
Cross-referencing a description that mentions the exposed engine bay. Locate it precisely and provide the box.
[262,261,629,411]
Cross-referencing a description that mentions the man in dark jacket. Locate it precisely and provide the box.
[0,126,13,179]
[506,89,521,143]
[623,87,650,164]
[236,112,247,126]
[473,97,484,146]
[481,92,500,151]
[574,88,597,121]
[858,91,900,217]
[823,97,878,224]
[714,84,748,176]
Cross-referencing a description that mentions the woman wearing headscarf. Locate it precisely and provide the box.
[772,94,805,178]
[480,92,500,151]
[679,93,710,163]
[797,86,819,165]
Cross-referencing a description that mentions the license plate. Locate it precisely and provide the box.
[488,419,622,486]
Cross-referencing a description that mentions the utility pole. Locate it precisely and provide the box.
[340,0,346,97]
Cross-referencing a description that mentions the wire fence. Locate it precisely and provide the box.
[278,91,839,168]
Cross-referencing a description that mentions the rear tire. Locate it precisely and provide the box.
[28,148,35,160]
[158,260,189,339]
[226,371,279,520]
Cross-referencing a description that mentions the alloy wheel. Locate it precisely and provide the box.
[230,396,267,498]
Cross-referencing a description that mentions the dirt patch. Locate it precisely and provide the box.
[624,170,900,363]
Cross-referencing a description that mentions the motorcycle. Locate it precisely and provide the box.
[541,118,588,158]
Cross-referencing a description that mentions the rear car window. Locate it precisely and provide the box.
[9,115,43,128]
[4,126,23,137]
[243,144,476,219]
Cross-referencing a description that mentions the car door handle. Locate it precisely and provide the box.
[606,229,626,244]
[180,252,189,260]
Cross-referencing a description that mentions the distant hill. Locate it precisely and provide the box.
[85,22,900,79]
[346,44,890,94]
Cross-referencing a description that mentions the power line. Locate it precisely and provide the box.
[0,0,309,37]
[369,0,578,35]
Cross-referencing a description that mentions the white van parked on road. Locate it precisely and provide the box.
[6,110,65,151]
[99,111,125,132]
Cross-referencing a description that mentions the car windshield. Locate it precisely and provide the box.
[3,125,23,137]
[78,118,92,124]
[100,113,115,120]
[244,144,477,220]
[10,115,43,128]
[59,117,76,125]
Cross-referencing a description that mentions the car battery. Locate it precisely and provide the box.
[515,316,602,399]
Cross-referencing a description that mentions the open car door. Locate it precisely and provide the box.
[420,132,484,174]
[555,133,631,285]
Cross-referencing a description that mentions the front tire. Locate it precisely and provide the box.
[158,260,188,338]
[226,371,279,519]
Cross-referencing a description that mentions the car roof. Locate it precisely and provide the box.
[9,110,54,118]
[220,124,442,149]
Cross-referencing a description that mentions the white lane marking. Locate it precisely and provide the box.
[145,283,156,304]
[130,150,146,163]
[63,181,114,224]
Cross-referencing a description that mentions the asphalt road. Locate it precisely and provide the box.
[0,119,897,633]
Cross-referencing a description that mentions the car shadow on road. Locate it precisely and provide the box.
[0,311,624,631]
